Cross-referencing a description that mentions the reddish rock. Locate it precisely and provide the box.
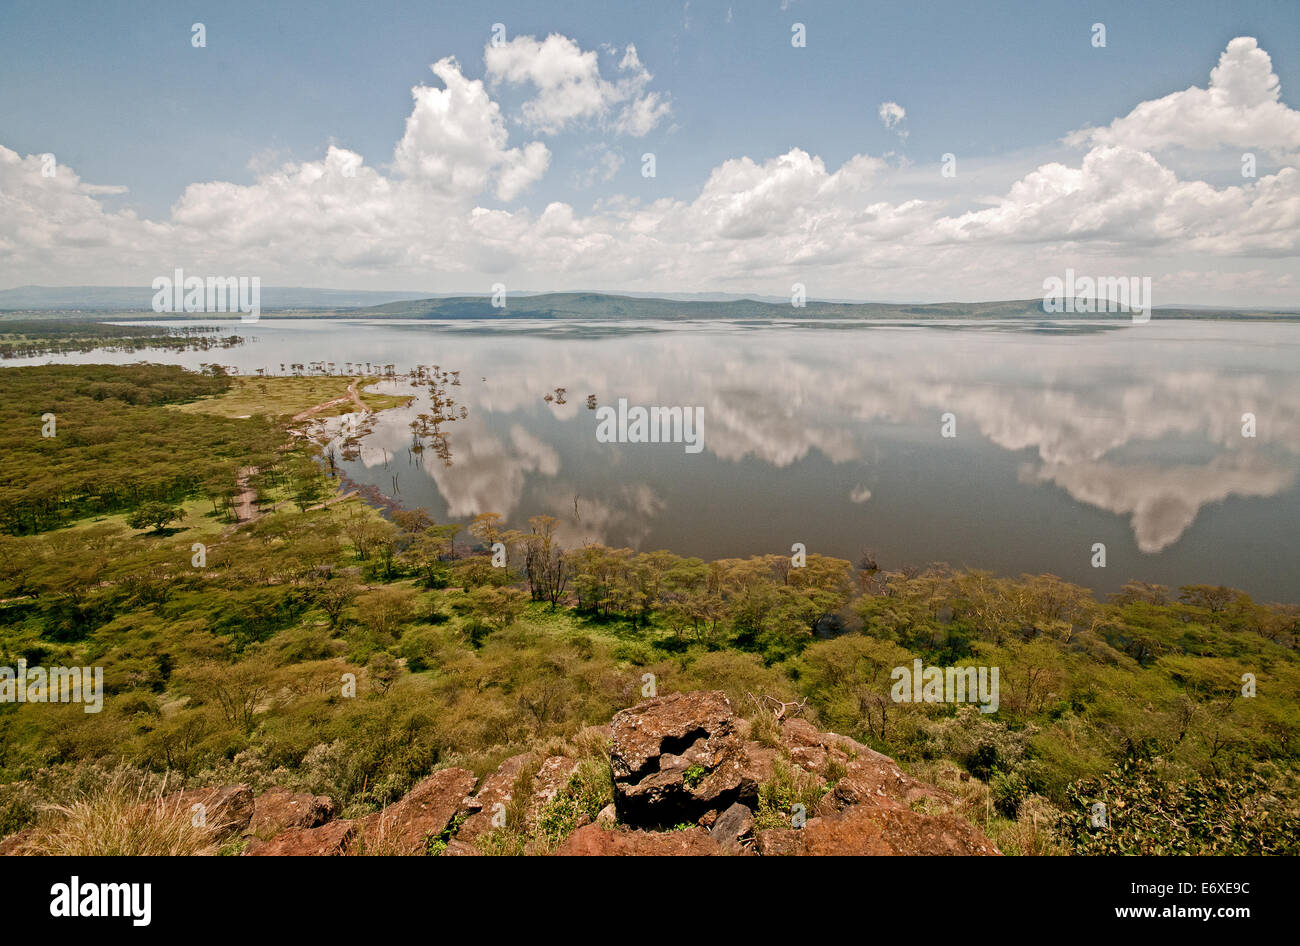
[777,718,949,811]
[822,730,871,756]
[525,756,580,826]
[0,828,34,856]
[356,768,477,855]
[780,719,852,775]
[162,785,254,839]
[828,755,952,812]
[459,753,536,841]
[766,805,1000,856]
[610,690,757,828]
[780,717,827,749]
[710,801,755,852]
[248,788,335,838]
[789,744,832,773]
[554,824,721,856]
[441,839,482,856]
[245,819,355,856]
[779,718,866,753]
[739,742,779,785]
[754,828,802,856]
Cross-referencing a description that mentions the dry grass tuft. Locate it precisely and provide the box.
[18,772,221,856]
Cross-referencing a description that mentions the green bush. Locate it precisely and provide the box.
[1057,756,1300,855]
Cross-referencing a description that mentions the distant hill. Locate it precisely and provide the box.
[336,292,1300,321]
[0,285,802,312]
[2,287,1297,321]
[349,293,1052,320]
[0,285,435,311]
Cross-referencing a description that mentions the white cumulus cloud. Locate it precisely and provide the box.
[1067,37,1300,159]
[1,36,1297,304]
[485,35,670,137]
[393,57,550,200]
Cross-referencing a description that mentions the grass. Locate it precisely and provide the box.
[60,497,218,540]
[354,381,412,413]
[14,772,222,856]
[754,757,831,831]
[474,731,614,856]
[903,759,1068,856]
[747,709,783,749]
[532,756,613,849]
[345,818,411,857]
[172,375,410,420]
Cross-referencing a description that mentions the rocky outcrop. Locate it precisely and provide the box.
[239,766,480,856]
[245,820,355,856]
[354,767,477,855]
[710,801,756,852]
[775,717,952,812]
[525,756,580,826]
[441,839,482,856]
[248,788,336,839]
[610,690,757,828]
[163,785,254,839]
[0,690,1000,857]
[457,753,535,841]
[555,823,722,856]
[757,805,1000,856]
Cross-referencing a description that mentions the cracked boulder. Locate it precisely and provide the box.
[610,690,757,828]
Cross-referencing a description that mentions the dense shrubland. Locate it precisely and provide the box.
[1,364,1297,854]
[0,364,283,533]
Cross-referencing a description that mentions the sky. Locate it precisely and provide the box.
[1,0,1298,303]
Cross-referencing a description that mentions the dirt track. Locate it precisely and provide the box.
[234,466,258,523]
[290,378,372,423]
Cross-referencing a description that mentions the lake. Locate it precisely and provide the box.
[13,317,1300,604]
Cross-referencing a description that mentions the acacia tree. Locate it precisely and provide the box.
[286,456,325,511]
[521,515,569,608]
[126,500,182,532]
[798,635,915,741]
[312,576,361,629]
[776,554,853,636]
[398,522,460,586]
[179,661,281,735]
[468,512,503,547]
[391,507,434,535]
[344,512,397,562]
[367,651,401,695]
[353,585,418,642]
[143,708,212,777]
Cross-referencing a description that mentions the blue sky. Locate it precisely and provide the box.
[1,0,1298,302]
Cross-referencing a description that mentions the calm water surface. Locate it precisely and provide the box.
[15,317,1300,603]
